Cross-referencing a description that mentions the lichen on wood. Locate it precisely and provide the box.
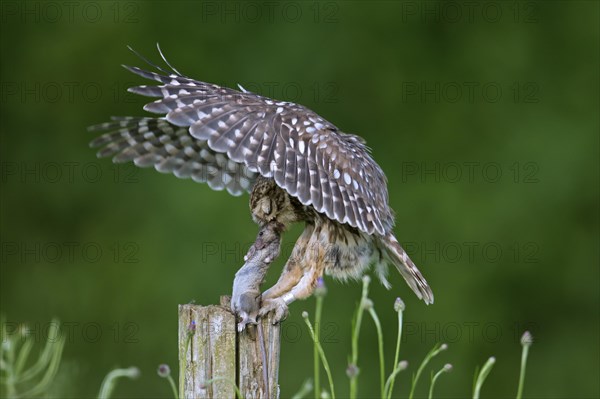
[179,299,281,399]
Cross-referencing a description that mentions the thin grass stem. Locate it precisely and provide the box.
[473,357,496,399]
[428,364,452,399]
[367,306,385,398]
[97,367,140,399]
[386,298,404,398]
[384,361,408,399]
[349,276,370,399]
[516,332,533,399]
[14,336,34,376]
[314,295,323,399]
[17,320,61,383]
[291,379,314,399]
[303,312,336,399]
[166,374,178,398]
[408,343,447,399]
[20,336,66,397]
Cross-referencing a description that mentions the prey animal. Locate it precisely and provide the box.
[89,47,434,329]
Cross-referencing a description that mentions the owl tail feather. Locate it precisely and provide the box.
[380,234,434,305]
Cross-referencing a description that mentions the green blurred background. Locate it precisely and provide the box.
[1,1,598,397]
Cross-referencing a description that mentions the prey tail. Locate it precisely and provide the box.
[379,233,434,304]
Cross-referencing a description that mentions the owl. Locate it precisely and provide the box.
[89,48,433,322]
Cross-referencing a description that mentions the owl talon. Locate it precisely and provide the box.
[259,297,289,324]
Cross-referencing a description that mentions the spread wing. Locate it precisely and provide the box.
[89,116,257,195]
[90,58,394,235]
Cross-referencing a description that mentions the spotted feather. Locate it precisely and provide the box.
[117,65,393,235]
[89,51,435,305]
[89,116,257,195]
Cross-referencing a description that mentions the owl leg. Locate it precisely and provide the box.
[261,257,303,300]
[259,264,322,323]
[258,254,305,323]
[258,268,323,323]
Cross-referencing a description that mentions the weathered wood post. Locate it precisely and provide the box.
[179,297,281,399]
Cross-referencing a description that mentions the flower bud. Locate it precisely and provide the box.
[157,364,171,378]
[346,363,360,378]
[394,297,405,312]
[361,299,373,310]
[520,331,533,346]
[127,367,141,379]
[315,277,327,297]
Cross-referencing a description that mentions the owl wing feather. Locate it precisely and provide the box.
[96,64,394,235]
[89,116,257,195]
[89,53,434,303]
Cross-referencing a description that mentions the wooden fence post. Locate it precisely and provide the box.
[179,297,281,399]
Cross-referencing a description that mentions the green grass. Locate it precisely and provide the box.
[296,277,535,399]
[1,283,534,398]
[0,316,66,398]
[98,367,140,399]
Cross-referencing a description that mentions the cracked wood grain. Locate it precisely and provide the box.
[179,300,280,399]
